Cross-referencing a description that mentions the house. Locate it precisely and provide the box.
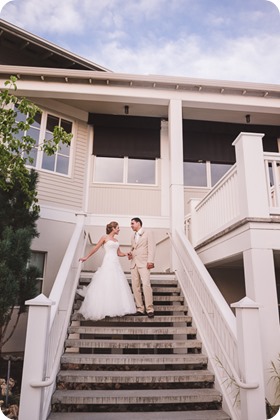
[1,18,280,419]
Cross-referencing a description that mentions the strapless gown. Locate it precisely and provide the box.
[78,240,136,320]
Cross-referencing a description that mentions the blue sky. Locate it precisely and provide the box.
[1,0,280,83]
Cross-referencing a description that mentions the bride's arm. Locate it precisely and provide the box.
[117,247,128,257]
[79,235,106,262]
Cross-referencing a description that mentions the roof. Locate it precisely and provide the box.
[0,18,110,72]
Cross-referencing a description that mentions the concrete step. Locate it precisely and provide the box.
[61,353,208,366]
[48,410,230,420]
[52,388,222,405]
[65,338,202,350]
[57,369,215,384]
[68,325,196,335]
[71,313,191,322]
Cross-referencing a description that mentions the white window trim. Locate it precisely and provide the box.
[93,156,159,186]
[22,109,74,178]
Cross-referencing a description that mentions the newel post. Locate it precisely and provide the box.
[19,294,54,420]
[231,297,266,420]
[233,132,269,218]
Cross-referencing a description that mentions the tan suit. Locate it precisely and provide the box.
[130,229,155,314]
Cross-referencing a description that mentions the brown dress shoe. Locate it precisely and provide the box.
[147,312,154,318]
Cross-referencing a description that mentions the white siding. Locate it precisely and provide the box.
[88,184,161,216]
[37,121,88,210]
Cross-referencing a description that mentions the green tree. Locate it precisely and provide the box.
[0,76,72,352]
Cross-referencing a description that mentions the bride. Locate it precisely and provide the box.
[78,221,136,320]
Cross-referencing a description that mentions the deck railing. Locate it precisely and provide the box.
[188,133,280,246]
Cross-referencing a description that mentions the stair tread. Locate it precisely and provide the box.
[61,353,208,365]
[57,369,215,382]
[72,313,191,322]
[48,411,230,420]
[68,326,196,334]
[52,387,222,403]
[65,339,201,349]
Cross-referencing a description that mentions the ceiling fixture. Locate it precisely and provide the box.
[124,105,129,115]
[245,114,251,124]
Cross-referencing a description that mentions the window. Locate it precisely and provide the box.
[184,161,232,187]
[211,162,232,186]
[184,161,207,187]
[29,251,46,294]
[90,114,160,185]
[94,156,156,185]
[15,108,73,175]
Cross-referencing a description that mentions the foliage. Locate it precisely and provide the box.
[0,76,73,352]
[0,75,72,211]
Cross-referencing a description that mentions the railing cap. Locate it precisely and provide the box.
[231,296,261,309]
[25,293,55,307]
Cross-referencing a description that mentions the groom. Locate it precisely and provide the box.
[128,217,156,318]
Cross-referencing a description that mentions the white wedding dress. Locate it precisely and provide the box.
[78,240,136,320]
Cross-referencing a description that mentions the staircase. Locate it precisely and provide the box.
[48,273,230,420]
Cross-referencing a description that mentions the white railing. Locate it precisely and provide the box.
[189,145,280,246]
[170,229,263,420]
[264,152,280,213]
[189,164,240,245]
[19,214,88,420]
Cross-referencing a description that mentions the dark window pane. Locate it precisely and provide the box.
[56,155,69,174]
[128,159,155,184]
[211,163,232,186]
[184,161,207,187]
[46,115,59,132]
[95,157,123,182]
[42,153,55,171]
[61,119,72,133]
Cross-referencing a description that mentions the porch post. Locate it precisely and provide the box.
[160,119,170,217]
[19,294,54,420]
[168,99,184,234]
[243,248,280,405]
[233,132,270,218]
[231,297,266,420]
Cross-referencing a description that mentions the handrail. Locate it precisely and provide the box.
[169,230,258,390]
[29,263,84,388]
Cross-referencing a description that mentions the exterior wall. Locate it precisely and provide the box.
[2,310,28,354]
[88,184,162,216]
[37,119,89,211]
[208,266,246,309]
[184,187,210,214]
[31,217,76,296]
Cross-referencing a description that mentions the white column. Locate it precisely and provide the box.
[231,297,266,420]
[19,294,54,420]
[168,99,184,234]
[243,248,280,404]
[160,119,170,217]
[233,132,269,218]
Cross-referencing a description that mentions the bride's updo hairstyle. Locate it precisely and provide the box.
[106,221,118,234]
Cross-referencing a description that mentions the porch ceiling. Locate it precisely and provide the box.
[55,98,280,126]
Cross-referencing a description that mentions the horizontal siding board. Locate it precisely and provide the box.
[37,121,88,210]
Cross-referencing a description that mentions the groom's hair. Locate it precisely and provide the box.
[131,217,142,226]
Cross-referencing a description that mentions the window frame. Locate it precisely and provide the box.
[93,155,158,186]
[16,108,74,177]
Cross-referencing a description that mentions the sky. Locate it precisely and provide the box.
[1,0,280,84]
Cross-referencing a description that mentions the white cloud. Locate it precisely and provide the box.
[1,0,280,83]
[87,32,280,84]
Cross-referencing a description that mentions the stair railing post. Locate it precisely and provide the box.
[233,132,269,219]
[231,297,266,420]
[188,198,201,246]
[19,294,54,420]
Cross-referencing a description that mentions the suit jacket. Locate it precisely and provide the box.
[130,229,155,269]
